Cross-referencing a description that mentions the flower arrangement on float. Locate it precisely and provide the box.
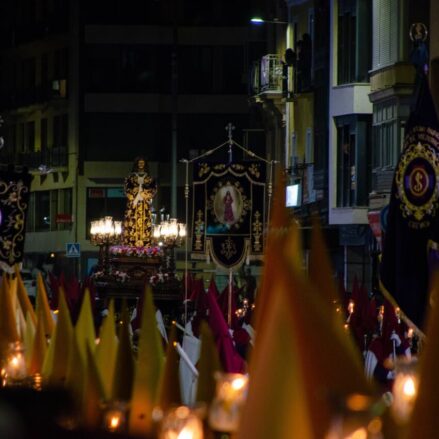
[109,245,163,258]
[92,269,130,283]
[149,271,181,286]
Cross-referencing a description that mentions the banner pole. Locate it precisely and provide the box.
[184,160,189,325]
[267,160,274,230]
[228,268,233,327]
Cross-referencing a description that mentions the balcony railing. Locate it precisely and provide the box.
[0,147,69,169]
[250,54,284,95]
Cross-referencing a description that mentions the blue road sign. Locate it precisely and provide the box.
[66,243,81,258]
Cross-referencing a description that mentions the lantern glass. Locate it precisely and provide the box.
[179,223,187,238]
[169,218,178,238]
[160,406,204,439]
[2,341,27,385]
[114,221,122,236]
[208,372,249,432]
[325,394,385,439]
[391,357,419,425]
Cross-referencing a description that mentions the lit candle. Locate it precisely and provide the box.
[208,373,249,432]
[325,394,384,439]
[169,219,178,238]
[114,221,122,236]
[153,225,161,239]
[103,401,128,433]
[178,223,187,238]
[2,341,27,385]
[161,222,169,238]
[109,414,121,431]
[160,406,203,439]
[348,300,355,315]
[391,357,418,424]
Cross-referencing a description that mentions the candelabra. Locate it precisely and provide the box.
[152,218,186,275]
[90,216,122,275]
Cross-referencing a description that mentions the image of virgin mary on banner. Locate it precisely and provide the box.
[0,168,32,272]
[191,162,266,269]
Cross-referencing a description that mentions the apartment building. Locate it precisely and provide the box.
[0,0,266,276]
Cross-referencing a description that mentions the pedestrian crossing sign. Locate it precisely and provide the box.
[66,243,81,258]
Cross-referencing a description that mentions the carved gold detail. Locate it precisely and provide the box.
[194,209,204,250]
[253,211,262,252]
[220,237,237,260]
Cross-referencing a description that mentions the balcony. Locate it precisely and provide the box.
[14,147,69,170]
[249,54,286,116]
[0,81,67,111]
[250,54,284,96]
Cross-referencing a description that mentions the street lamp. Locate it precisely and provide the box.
[152,218,186,275]
[250,17,288,25]
[90,216,122,275]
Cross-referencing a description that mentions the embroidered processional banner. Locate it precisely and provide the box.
[191,162,266,269]
[0,168,32,272]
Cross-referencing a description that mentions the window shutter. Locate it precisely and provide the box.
[380,0,391,67]
[389,0,399,64]
[372,0,381,69]
[305,128,316,203]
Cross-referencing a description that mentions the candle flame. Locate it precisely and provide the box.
[348,300,354,314]
[346,427,368,439]
[109,415,120,430]
[231,377,246,391]
[403,377,416,397]
[178,427,196,439]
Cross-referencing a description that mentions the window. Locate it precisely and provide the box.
[41,118,48,150]
[26,188,73,232]
[53,48,68,80]
[86,187,126,239]
[336,115,371,207]
[21,58,36,90]
[337,123,356,207]
[34,191,50,232]
[179,46,214,94]
[57,188,73,231]
[338,0,371,84]
[26,191,35,233]
[53,114,68,148]
[372,102,399,169]
[83,113,171,161]
[217,46,245,94]
[41,53,49,85]
[3,123,15,155]
[26,121,35,152]
[372,0,400,69]
[17,123,25,153]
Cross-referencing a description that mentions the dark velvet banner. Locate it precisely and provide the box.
[191,162,266,269]
[380,73,439,329]
[0,169,32,272]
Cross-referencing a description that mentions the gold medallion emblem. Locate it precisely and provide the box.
[395,141,439,222]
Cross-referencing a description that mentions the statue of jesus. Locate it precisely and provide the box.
[122,157,157,247]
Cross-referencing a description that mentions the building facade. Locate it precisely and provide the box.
[0,0,267,277]
[250,0,432,292]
